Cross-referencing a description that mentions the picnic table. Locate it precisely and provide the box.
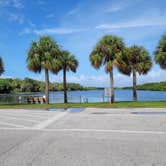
[27,96,46,104]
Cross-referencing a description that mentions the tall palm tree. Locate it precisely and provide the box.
[0,57,4,76]
[89,35,125,103]
[27,36,60,104]
[57,50,78,103]
[117,46,152,101]
[154,32,166,69]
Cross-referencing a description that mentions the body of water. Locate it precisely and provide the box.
[0,89,166,104]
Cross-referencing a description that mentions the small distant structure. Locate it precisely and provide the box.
[103,88,111,102]
[18,96,22,104]
[80,96,88,103]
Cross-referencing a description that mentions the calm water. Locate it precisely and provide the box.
[0,89,166,104]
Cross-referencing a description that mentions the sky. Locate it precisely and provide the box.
[0,0,166,87]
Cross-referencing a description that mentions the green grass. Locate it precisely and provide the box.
[0,101,165,109]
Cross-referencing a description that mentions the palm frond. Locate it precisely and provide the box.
[154,32,166,69]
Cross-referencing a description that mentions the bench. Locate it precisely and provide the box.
[27,96,46,104]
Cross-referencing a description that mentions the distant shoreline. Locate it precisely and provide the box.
[0,88,104,95]
[0,77,166,94]
[1,88,166,96]
[119,81,166,92]
[0,77,103,94]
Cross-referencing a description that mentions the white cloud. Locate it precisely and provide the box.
[0,0,9,6]
[114,70,166,87]
[37,0,45,5]
[1,74,14,79]
[67,8,80,16]
[104,0,130,13]
[51,69,166,87]
[8,13,24,24]
[6,69,165,88]
[30,73,63,83]
[137,70,166,85]
[27,20,36,27]
[0,0,24,24]
[0,0,24,8]
[46,13,56,18]
[96,9,166,30]
[19,28,31,36]
[96,21,166,30]
[20,27,87,35]
[12,0,23,8]
[68,75,108,85]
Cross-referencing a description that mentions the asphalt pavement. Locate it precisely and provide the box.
[0,108,166,166]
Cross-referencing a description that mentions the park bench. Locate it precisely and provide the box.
[27,96,46,104]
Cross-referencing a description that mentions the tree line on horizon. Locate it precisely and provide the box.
[122,81,166,91]
[0,77,93,94]
[0,32,165,104]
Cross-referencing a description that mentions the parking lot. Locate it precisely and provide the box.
[0,108,166,166]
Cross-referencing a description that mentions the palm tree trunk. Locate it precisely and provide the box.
[110,68,114,103]
[133,67,137,101]
[63,69,68,103]
[45,69,49,104]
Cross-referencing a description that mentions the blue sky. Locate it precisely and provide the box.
[0,0,166,87]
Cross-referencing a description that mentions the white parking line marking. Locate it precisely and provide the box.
[47,129,166,135]
[0,115,41,123]
[0,122,28,128]
[34,112,68,129]
[0,128,165,135]
[0,111,54,116]
[0,112,48,119]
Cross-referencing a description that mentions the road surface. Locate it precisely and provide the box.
[0,108,166,166]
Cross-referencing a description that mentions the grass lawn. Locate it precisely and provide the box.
[0,101,165,109]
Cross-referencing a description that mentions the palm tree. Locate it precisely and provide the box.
[27,36,60,104]
[89,35,125,103]
[154,32,166,69]
[58,50,78,103]
[117,46,152,101]
[0,57,4,76]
